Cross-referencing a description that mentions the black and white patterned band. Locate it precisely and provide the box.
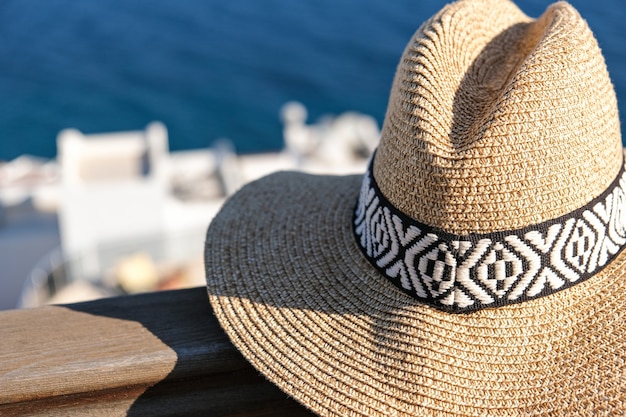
[353,157,626,313]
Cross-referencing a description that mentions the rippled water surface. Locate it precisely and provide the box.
[0,0,624,160]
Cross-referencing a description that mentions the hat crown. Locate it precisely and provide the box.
[374,0,622,235]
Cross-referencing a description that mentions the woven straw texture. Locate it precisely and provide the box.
[206,0,626,415]
[374,0,622,234]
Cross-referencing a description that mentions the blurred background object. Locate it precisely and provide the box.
[7,108,380,309]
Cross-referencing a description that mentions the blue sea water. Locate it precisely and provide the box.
[0,0,625,161]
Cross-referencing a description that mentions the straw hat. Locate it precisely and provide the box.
[205,0,626,415]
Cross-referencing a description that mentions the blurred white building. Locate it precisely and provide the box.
[57,122,169,280]
[3,103,380,308]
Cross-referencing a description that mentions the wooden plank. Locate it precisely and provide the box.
[0,287,316,416]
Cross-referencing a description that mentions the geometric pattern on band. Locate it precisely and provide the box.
[353,157,626,313]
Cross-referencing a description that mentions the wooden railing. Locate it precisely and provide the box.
[0,287,316,416]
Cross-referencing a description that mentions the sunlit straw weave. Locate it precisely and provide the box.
[206,0,626,415]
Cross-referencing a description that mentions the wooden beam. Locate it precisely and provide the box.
[0,287,316,416]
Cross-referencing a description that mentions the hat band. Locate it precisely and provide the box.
[353,157,626,313]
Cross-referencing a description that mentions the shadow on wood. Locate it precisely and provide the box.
[0,287,317,416]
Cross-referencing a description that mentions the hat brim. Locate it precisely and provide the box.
[205,171,626,416]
